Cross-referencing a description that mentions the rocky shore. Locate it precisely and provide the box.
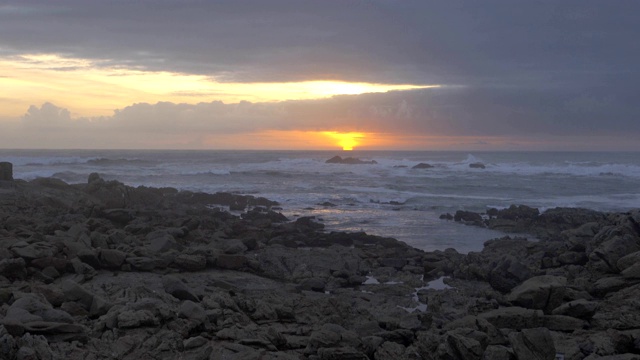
[1,171,640,359]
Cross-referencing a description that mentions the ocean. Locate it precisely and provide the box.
[2,149,639,253]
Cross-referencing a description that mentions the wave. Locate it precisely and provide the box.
[85,157,157,166]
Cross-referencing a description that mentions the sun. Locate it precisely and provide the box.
[323,131,366,151]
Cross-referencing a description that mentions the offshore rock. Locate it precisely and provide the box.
[326,155,377,165]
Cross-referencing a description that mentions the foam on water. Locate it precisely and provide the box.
[3,149,639,253]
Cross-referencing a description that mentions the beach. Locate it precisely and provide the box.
[1,168,640,359]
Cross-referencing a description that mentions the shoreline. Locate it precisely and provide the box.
[1,173,640,359]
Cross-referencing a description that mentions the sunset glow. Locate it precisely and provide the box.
[0,53,434,117]
[322,131,366,150]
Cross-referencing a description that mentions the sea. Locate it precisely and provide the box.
[2,150,639,253]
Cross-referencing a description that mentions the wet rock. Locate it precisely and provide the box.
[326,156,377,165]
[454,211,484,227]
[412,163,434,169]
[469,162,486,169]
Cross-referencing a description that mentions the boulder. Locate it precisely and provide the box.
[412,163,434,169]
[325,156,377,165]
[507,275,567,313]
[0,258,27,281]
[146,230,180,253]
[508,328,556,360]
[0,162,12,181]
[469,162,486,169]
[173,254,207,271]
[162,275,200,302]
[178,300,207,324]
[479,307,544,330]
[488,255,533,293]
[552,299,598,320]
[454,211,484,227]
[99,249,127,269]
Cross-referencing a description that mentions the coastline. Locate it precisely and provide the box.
[1,173,640,359]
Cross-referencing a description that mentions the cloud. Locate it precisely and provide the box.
[3,83,639,150]
[1,0,638,88]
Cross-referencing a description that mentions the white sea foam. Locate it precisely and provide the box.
[3,149,639,252]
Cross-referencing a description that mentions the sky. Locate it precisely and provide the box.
[1,0,639,151]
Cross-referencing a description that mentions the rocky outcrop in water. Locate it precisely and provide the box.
[1,165,640,359]
[326,156,378,165]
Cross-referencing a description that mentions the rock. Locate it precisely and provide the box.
[469,162,486,169]
[622,262,640,279]
[299,277,326,292]
[178,300,207,324]
[162,275,200,302]
[488,255,533,293]
[216,254,247,270]
[174,254,207,271]
[10,241,57,260]
[454,211,484,227]
[222,239,248,254]
[0,258,27,281]
[317,346,369,359]
[146,230,180,253]
[507,275,567,313]
[479,307,544,330]
[440,329,486,360]
[482,345,515,360]
[99,249,127,269]
[325,156,377,165]
[0,162,13,181]
[184,336,208,350]
[117,310,158,328]
[60,280,94,310]
[497,205,540,221]
[552,299,598,320]
[101,208,135,224]
[508,328,556,360]
[617,251,640,272]
[412,163,434,169]
[589,234,640,273]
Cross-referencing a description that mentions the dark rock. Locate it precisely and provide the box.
[299,277,326,292]
[507,275,567,313]
[0,258,27,281]
[0,162,13,181]
[162,275,200,302]
[99,249,127,269]
[479,307,544,330]
[412,163,434,169]
[326,156,377,165]
[440,213,454,220]
[454,210,484,227]
[146,230,180,253]
[488,255,533,293]
[469,162,486,169]
[508,328,556,360]
[173,254,207,271]
[552,299,598,319]
[215,254,247,270]
[497,205,540,221]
